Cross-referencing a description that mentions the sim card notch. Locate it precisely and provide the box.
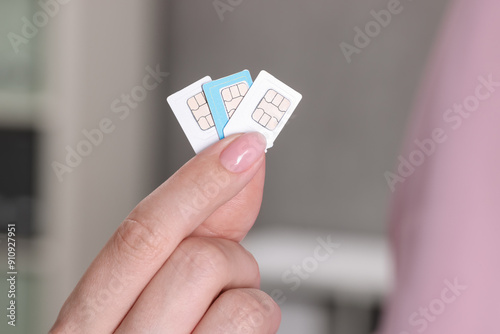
[202,70,253,139]
[223,70,302,150]
[167,76,219,153]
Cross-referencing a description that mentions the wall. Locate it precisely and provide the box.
[38,1,161,331]
[158,0,451,234]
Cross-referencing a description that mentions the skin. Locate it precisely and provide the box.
[50,134,281,334]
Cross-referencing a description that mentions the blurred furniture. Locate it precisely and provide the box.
[243,228,392,334]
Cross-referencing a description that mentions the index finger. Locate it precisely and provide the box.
[51,132,267,334]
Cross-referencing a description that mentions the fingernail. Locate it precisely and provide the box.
[220,133,267,173]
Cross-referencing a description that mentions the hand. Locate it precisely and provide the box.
[50,132,281,334]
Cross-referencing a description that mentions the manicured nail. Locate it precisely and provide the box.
[220,133,267,173]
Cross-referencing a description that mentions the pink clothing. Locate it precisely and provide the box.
[380,0,500,333]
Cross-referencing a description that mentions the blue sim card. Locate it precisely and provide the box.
[202,70,253,139]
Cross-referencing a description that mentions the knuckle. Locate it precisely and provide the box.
[113,218,168,263]
[245,249,261,286]
[218,289,279,332]
[171,237,230,282]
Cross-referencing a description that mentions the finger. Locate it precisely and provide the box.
[193,289,281,334]
[51,132,267,334]
[115,237,260,333]
[192,160,266,241]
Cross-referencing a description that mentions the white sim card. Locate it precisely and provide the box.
[167,76,219,153]
[223,70,302,149]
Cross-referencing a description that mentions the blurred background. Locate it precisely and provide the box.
[0,0,451,332]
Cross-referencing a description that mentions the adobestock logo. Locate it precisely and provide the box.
[267,234,341,308]
[281,235,341,291]
[213,0,243,22]
[177,133,265,221]
[340,0,404,63]
[385,74,500,192]
[399,278,467,334]
[51,64,169,182]
[177,168,231,221]
[53,269,131,334]
[8,0,74,54]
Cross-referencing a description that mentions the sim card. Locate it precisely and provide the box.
[224,70,302,149]
[167,76,219,153]
[202,70,253,139]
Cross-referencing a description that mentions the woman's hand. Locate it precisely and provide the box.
[50,132,281,334]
